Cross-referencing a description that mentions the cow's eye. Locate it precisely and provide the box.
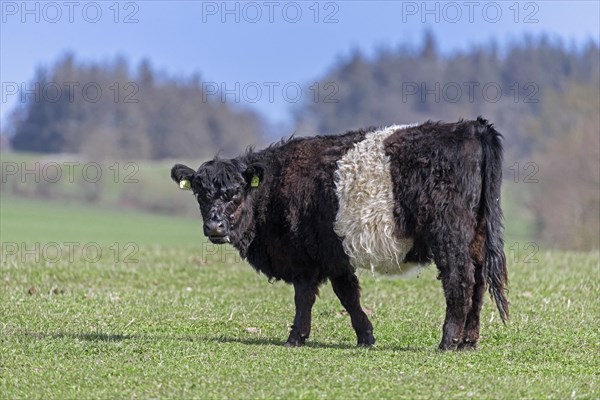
[223,189,236,201]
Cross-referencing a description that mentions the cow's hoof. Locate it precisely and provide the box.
[457,339,478,351]
[357,332,375,347]
[284,334,306,347]
[438,337,460,351]
[438,344,458,352]
[284,340,304,348]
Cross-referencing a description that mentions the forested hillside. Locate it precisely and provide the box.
[296,34,599,250]
[297,33,599,161]
[3,33,598,249]
[7,55,264,160]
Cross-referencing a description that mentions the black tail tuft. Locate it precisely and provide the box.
[476,117,509,323]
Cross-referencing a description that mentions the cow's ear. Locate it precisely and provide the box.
[243,163,265,188]
[171,164,195,189]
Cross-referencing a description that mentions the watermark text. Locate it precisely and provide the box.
[202,81,339,104]
[401,1,540,24]
[401,81,539,104]
[2,162,139,184]
[2,81,139,104]
[1,242,139,264]
[201,1,339,23]
[1,1,140,23]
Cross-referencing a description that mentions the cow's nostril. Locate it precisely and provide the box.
[205,219,227,237]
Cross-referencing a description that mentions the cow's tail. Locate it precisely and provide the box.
[476,117,509,323]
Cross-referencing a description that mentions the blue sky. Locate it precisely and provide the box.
[1,1,599,128]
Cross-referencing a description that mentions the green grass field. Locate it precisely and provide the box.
[1,196,598,399]
[0,196,201,246]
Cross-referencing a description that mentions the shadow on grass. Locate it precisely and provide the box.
[205,335,356,350]
[10,330,133,342]
[176,335,425,352]
[168,333,429,352]
[10,330,426,351]
[55,332,134,341]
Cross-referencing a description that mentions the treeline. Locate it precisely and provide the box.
[4,34,599,250]
[296,33,599,250]
[8,54,264,160]
[297,33,599,161]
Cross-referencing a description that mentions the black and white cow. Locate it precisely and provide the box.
[171,117,508,351]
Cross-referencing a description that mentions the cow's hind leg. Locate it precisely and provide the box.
[285,280,319,347]
[331,273,375,347]
[458,262,485,350]
[459,226,487,350]
[431,234,475,351]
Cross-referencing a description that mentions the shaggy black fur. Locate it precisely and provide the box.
[383,117,508,350]
[171,117,508,351]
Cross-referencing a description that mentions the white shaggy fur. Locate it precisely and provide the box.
[334,125,420,275]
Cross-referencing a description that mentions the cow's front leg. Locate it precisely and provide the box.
[285,280,318,347]
[331,273,375,347]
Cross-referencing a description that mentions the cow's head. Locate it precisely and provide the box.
[171,159,263,244]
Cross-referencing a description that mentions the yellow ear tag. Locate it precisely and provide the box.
[250,175,260,188]
[179,179,191,190]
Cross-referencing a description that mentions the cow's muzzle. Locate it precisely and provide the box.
[204,218,230,244]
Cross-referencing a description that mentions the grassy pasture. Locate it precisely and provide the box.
[1,196,598,399]
[0,195,201,246]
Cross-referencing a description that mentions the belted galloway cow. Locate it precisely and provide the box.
[171,117,508,350]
